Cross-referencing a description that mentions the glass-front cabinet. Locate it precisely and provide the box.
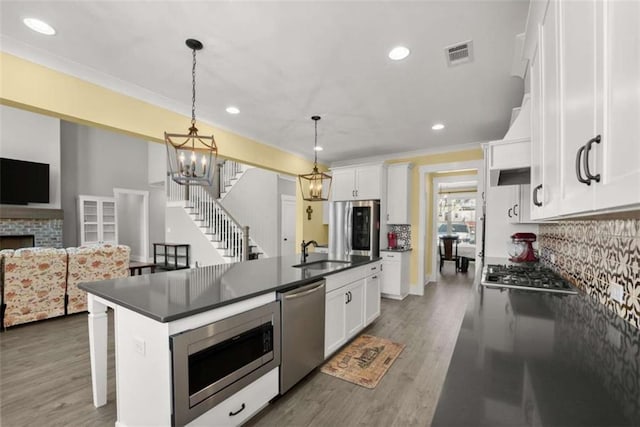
[78,195,118,245]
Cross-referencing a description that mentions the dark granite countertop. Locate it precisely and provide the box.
[79,253,379,323]
[432,259,640,426]
[381,248,412,252]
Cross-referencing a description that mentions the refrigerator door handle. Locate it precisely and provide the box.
[346,204,353,256]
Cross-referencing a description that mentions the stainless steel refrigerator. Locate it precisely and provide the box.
[329,200,380,258]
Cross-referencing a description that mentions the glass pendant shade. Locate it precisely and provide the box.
[299,116,332,201]
[165,127,217,186]
[165,38,217,186]
[299,166,332,201]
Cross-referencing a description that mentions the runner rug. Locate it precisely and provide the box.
[320,334,405,389]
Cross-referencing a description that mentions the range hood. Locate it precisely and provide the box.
[488,96,531,186]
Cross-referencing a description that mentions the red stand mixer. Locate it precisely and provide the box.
[387,232,397,249]
[509,232,538,262]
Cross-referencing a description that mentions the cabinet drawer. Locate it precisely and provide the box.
[382,252,401,262]
[186,367,278,427]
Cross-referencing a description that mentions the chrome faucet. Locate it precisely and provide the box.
[300,240,318,263]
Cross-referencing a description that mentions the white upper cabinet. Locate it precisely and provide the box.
[594,0,640,209]
[386,163,412,224]
[526,0,640,219]
[557,0,599,215]
[330,164,384,201]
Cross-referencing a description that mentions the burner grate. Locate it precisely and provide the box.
[481,264,577,294]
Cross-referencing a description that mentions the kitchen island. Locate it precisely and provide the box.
[431,259,640,426]
[79,253,380,426]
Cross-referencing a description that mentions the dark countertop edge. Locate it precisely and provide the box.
[80,256,381,323]
[381,248,412,252]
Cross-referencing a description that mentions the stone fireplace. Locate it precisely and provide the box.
[0,207,64,249]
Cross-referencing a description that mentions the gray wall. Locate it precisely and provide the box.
[60,121,165,256]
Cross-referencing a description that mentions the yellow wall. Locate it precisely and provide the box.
[388,149,483,285]
[0,52,327,247]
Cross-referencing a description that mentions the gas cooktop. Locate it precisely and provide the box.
[481,264,578,295]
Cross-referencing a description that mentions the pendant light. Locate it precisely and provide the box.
[165,39,218,186]
[298,116,332,201]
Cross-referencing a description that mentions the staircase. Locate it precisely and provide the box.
[218,160,250,200]
[167,179,260,263]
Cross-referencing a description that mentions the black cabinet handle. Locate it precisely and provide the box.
[229,403,246,416]
[533,184,543,207]
[508,208,513,218]
[576,145,591,185]
[513,204,519,217]
[583,135,601,183]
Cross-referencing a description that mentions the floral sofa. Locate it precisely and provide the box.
[66,245,130,314]
[0,244,130,328]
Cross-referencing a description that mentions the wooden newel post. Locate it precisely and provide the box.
[242,226,250,261]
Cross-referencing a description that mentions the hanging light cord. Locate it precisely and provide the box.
[191,47,197,128]
[313,118,318,167]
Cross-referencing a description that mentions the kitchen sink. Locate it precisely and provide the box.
[293,260,351,270]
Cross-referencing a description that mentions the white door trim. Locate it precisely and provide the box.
[113,188,150,262]
[431,175,480,286]
[416,160,483,296]
[280,195,297,256]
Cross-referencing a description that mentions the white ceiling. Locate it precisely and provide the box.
[0,1,529,164]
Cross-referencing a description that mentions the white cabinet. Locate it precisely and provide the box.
[186,368,278,427]
[344,279,365,338]
[530,0,562,220]
[330,164,384,201]
[527,0,640,219]
[593,0,640,210]
[507,185,532,224]
[381,251,410,300]
[324,262,382,358]
[324,288,347,357]
[364,273,380,325]
[77,195,118,245]
[557,0,599,215]
[386,163,412,224]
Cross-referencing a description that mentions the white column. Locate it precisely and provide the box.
[87,295,109,407]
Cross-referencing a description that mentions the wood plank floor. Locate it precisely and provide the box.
[0,269,473,426]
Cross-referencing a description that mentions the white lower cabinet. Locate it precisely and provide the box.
[186,368,279,427]
[324,262,382,358]
[325,287,348,357]
[344,280,365,337]
[381,251,410,300]
[364,273,381,324]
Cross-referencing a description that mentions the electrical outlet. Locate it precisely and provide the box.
[133,337,146,356]
[609,282,624,304]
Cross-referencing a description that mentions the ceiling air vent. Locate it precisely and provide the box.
[445,40,473,66]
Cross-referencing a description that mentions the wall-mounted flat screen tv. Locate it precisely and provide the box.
[0,157,50,205]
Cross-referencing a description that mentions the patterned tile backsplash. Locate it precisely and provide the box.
[388,224,411,249]
[538,219,640,330]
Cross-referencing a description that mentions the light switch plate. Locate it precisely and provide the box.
[609,282,624,304]
[133,337,146,356]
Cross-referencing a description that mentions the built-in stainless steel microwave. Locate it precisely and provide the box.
[170,301,280,426]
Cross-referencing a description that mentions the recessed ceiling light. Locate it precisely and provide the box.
[388,46,410,61]
[225,106,240,115]
[432,123,445,131]
[23,18,56,35]
[314,146,323,152]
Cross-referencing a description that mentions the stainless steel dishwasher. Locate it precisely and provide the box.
[277,279,326,394]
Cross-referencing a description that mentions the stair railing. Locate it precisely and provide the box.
[167,179,250,262]
[219,160,243,197]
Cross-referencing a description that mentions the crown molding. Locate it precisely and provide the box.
[329,141,484,168]
[0,36,317,165]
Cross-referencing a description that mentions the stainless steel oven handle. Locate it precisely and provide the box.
[283,283,325,300]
